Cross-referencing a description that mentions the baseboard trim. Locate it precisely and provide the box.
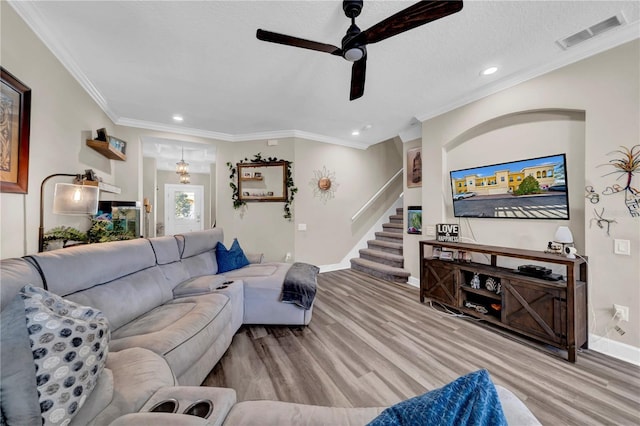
[407,276,419,288]
[588,333,640,366]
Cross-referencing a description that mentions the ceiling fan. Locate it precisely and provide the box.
[256,1,463,101]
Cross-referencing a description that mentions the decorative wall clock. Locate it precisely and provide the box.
[310,166,338,204]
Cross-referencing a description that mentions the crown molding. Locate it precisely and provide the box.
[416,22,640,123]
[398,125,422,143]
[117,118,370,150]
[116,118,235,140]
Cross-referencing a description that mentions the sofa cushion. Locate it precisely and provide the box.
[148,236,182,265]
[26,239,156,297]
[173,275,228,298]
[64,267,172,331]
[82,347,175,425]
[215,239,250,273]
[109,293,232,380]
[0,258,43,310]
[222,263,278,278]
[0,291,41,425]
[178,228,224,259]
[224,263,313,325]
[6,285,110,426]
[367,369,507,426]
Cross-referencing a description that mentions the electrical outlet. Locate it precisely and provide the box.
[614,239,631,255]
[614,304,629,322]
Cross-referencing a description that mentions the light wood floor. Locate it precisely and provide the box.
[203,269,640,425]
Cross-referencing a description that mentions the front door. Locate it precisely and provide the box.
[165,184,204,235]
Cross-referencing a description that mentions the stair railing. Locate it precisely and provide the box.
[351,169,403,222]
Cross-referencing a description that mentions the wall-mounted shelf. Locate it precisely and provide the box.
[86,139,126,161]
[74,178,121,194]
[240,177,264,181]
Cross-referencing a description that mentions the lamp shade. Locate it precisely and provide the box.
[52,183,99,215]
[554,226,574,244]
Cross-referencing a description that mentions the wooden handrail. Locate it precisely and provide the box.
[351,169,402,222]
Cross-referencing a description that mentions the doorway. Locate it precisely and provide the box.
[164,184,205,235]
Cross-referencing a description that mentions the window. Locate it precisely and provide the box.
[175,191,195,219]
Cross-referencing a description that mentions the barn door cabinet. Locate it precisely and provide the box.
[419,240,588,362]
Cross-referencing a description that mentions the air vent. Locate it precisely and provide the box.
[557,13,626,49]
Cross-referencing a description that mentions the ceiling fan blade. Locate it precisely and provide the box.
[349,57,367,101]
[256,29,343,56]
[357,1,463,45]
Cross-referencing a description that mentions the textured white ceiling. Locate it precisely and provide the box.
[142,138,216,173]
[10,1,640,150]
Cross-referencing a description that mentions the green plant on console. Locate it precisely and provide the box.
[43,226,88,250]
[226,152,298,220]
[87,218,135,243]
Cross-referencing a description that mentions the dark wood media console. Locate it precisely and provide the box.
[419,240,588,362]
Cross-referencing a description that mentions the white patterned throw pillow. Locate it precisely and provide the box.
[21,284,110,426]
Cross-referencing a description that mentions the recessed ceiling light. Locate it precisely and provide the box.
[481,66,498,76]
[352,130,360,136]
[172,115,184,122]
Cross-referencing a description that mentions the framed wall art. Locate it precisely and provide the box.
[407,147,422,188]
[1,67,31,193]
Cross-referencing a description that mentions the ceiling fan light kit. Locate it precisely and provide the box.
[256,0,463,101]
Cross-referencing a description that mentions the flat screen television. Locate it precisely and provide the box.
[450,153,569,219]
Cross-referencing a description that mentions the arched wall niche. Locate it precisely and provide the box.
[444,108,586,151]
[440,108,586,258]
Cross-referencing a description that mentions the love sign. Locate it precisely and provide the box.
[436,223,459,242]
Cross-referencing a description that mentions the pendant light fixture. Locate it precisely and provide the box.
[176,145,190,184]
[176,146,189,175]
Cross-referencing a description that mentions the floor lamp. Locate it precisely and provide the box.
[39,171,100,252]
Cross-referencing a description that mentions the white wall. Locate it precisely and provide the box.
[294,138,403,265]
[402,138,423,286]
[415,40,640,357]
[0,3,117,257]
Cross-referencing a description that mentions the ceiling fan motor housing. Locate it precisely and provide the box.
[343,0,363,18]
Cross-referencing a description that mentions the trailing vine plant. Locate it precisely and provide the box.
[227,153,298,220]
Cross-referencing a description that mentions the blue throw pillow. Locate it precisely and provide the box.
[215,239,250,273]
[367,369,507,426]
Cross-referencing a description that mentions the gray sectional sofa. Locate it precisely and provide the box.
[0,228,540,425]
